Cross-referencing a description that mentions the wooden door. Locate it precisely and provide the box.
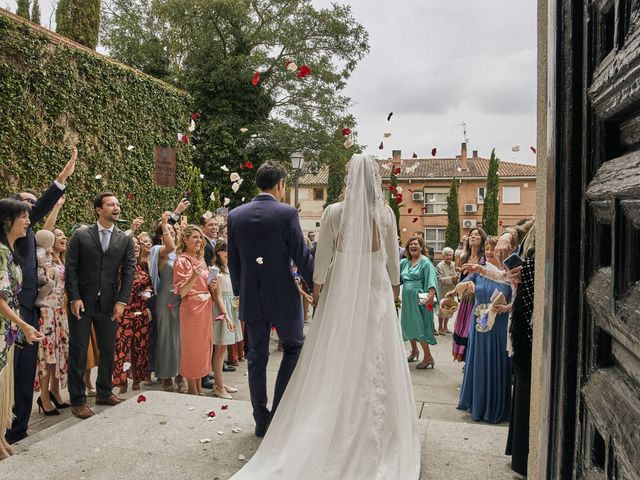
[546,0,640,478]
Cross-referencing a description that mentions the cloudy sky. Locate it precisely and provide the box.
[3,0,537,164]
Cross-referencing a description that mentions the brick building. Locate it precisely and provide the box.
[383,143,536,256]
[286,143,537,257]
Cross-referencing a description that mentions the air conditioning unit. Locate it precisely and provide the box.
[464,203,478,213]
[462,219,477,229]
[412,192,424,202]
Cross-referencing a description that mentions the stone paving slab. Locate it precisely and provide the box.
[1,391,516,480]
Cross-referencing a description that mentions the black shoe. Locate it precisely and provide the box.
[37,397,60,416]
[201,377,214,389]
[51,396,71,409]
[223,363,236,372]
[4,431,27,445]
[255,422,269,437]
[207,372,215,380]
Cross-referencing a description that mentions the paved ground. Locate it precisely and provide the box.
[2,328,518,479]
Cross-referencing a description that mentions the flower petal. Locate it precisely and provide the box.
[256,257,264,265]
[297,65,311,78]
[221,405,228,410]
[378,141,384,150]
[240,127,248,133]
[191,113,200,120]
[251,71,261,86]
[343,139,354,148]
[230,172,241,182]
[223,198,230,206]
[387,112,393,121]
[221,165,229,172]
[431,147,437,156]
[245,161,253,169]
[383,132,391,138]
[189,119,196,132]
[231,182,240,193]
[126,145,134,151]
[137,394,146,403]
[341,127,352,136]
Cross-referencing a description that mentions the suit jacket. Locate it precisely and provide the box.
[15,182,65,310]
[65,223,136,315]
[204,237,215,267]
[227,195,314,324]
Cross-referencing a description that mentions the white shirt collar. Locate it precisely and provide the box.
[97,223,114,234]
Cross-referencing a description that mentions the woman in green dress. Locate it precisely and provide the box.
[400,236,438,369]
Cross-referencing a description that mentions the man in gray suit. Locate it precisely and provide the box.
[65,192,136,419]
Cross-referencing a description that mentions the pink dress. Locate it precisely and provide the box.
[173,254,212,379]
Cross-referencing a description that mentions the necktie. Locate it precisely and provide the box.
[101,229,111,253]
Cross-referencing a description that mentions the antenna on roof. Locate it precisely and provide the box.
[454,122,470,144]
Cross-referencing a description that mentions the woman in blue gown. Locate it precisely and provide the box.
[449,237,513,424]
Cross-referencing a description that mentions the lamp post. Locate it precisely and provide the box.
[290,151,305,209]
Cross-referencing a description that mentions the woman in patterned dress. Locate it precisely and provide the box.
[0,199,44,460]
[36,226,71,413]
[113,236,153,393]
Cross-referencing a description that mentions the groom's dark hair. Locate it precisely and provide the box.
[255,161,287,191]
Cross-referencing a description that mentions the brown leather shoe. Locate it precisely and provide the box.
[95,394,123,406]
[71,405,95,419]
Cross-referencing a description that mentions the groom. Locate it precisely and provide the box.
[228,161,314,437]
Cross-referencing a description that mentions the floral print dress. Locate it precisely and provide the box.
[36,258,69,387]
[0,243,24,431]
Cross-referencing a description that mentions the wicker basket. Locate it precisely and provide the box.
[439,297,459,316]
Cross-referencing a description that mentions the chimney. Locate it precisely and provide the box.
[460,143,468,171]
[392,150,402,168]
[472,150,478,160]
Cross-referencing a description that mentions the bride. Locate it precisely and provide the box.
[231,154,421,479]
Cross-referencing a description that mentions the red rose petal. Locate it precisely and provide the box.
[221,405,228,410]
[530,146,537,154]
[137,394,146,403]
[341,127,352,136]
[297,65,311,78]
[389,185,395,193]
[181,134,189,144]
[407,208,413,214]
[208,410,216,417]
[387,112,393,121]
[412,218,418,223]
[412,152,418,158]
[245,161,253,169]
[167,303,173,309]
[379,141,384,150]
[251,71,261,86]
[392,167,401,175]
[191,113,200,120]
[426,304,433,311]
[421,207,428,213]
[395,194,403,204]
[431,147,437,157]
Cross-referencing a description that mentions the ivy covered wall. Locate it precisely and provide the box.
[0,10,196,231]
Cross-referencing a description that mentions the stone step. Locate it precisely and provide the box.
[1,393,515,479]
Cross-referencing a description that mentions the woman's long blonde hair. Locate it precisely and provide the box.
[176,225,205,260]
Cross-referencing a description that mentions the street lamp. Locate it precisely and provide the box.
[290,151,305,208]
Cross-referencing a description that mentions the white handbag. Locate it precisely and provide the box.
[418,293,430,306]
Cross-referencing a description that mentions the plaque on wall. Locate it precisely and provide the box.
[154,146,177,187]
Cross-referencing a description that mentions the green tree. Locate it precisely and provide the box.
[31,0,41,24]
[101,0,370,194]
[185,166,205,224]
[482,149,500,235]
[445,177,460,249]
[16,0,30,20]
[56,0,101,49]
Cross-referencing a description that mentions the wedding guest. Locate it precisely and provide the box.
[400,236,438,369]
[217,241,244,366]
[452,228,486,362]
[6,148,75,444]
[453,236,513,423]
[218,224,228,243]
[435,247,458,335]
[0,199,44,459]
[65,192,136,419]
[210,240,240,399]
[173,225,216,396]
[200,215,218,267]
[454,235,468,268]
[137,231,153,272]
[112,236,153,394]
[505,222,536,476]
[150,214,184,393]
[35,223,70,415]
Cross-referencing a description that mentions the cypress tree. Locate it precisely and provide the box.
[445,176,461,249]
[482,149,500,235]
[16,0,30,20]
[56,0,101,50]
[324,156,347,208]
[31,0,41,24]
[389,168,401,237]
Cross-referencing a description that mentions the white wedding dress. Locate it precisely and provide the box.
[230,154,421,479]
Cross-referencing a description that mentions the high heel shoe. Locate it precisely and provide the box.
[51,396,71,409]
[407,351,419,363]
[37,397,60,416]
[416,358,435,370]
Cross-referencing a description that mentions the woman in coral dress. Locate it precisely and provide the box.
[173,225,215,396]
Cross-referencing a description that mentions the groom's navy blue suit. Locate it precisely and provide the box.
[228,194,313,428]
